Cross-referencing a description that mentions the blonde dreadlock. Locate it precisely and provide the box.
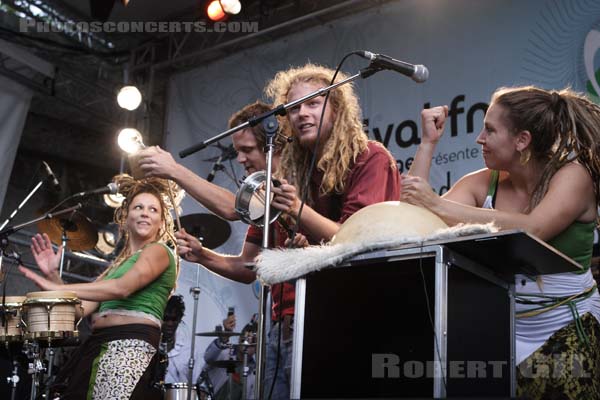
[103,174,183,283]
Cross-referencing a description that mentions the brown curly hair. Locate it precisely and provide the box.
[492,86,600,214]
[228,101,289,154]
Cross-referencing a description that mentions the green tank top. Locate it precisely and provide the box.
[98,242,177,321]
[547,221,595,271]
[486,170,595,271]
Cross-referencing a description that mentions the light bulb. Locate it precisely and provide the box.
[220,0,241,15]
[103,192,126,208]
[117,85,142,111]
[117,128,145,154]
[207,0,225,21]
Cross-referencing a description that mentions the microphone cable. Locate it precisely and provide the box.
[266,50,364,400]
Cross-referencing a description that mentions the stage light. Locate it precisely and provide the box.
[207,0,241,21]
[221,0,241,15]
[117,128,145,154]
[117,85,142,111]
[103,192,126,208]
[207,0,226,21]
[95,223,120,256]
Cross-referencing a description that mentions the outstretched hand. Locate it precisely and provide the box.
[175,228,204,263]
[31,233,62,283]
[18,265,59,291]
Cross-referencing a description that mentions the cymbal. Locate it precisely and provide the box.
[195,330,241,337]
[208,359,241,369]
[37,212,98,251]
[180,213,231,249]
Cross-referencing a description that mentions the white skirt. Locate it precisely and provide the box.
[515,269,600,364]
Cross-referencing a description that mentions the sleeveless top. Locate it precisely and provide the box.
[483,170,600,364]
[483,170,594,271]
[98,242,177,324]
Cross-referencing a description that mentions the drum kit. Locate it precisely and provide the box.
[193,330,256,400]
[160,328,256,400]
[0,291,82,400]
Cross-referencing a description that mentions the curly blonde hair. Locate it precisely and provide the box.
[264,63,369,202]
[106,174,182,279]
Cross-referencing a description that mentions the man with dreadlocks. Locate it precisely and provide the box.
[239,63,400,399]
[266,63,401,242]
[402,86,600,398]
[20,174,181,400]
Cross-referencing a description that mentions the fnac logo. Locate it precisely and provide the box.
[585,30,600,102]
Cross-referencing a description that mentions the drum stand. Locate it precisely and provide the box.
[44,346,56,400]
[240,340,252,400]
[197,368,214,400]
[187,286,201,400]
[24,341,44,400]
[6,360,20,400]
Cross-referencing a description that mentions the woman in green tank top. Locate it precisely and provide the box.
[19,174,181,400]
[403,86,600,399]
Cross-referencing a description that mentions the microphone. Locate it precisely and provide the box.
[358,51,429,83]
[74,182,118,198]
[41,161,60,188]
[207,155,224,183]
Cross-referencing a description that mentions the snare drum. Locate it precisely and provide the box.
[22,291,82,342]
[164,382,197,400]
[235,171,282,226]
[0,296,26,342]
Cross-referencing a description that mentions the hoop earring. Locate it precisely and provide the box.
[519,149,531,165]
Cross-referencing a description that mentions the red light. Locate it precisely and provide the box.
[207,0,226,21]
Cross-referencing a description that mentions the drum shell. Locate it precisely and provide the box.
[164,383,197,400]
[0,296,26,342]
[22,291,82,341]
[234,171,281,226]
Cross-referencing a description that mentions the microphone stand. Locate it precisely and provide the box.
[0,174,53,290]
[178,65,380,400]
[58,211,79,278]
[178,66,379,159]
[0,203,83,241]
[0,176,52,232]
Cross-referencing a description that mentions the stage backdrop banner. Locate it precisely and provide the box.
[0,74,32,210]
[164,0,600,367]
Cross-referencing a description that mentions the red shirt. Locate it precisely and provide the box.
[246,223,295,321]
[311,141,401,225]
[246,141,401,320]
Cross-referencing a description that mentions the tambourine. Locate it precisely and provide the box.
[235,171,282,227]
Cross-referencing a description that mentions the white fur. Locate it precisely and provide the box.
[255,223,497,285]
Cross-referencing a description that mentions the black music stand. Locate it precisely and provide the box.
[289,230,581,398]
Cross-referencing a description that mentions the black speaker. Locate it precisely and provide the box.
[295,255,512,398]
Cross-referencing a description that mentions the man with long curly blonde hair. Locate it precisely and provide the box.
[252,63,401,399]
[266,63,401,242]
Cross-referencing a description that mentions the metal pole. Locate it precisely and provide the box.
[187,286,201,400]
[254,115,278,400]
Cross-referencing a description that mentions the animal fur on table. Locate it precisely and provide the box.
[255,223,497,285]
